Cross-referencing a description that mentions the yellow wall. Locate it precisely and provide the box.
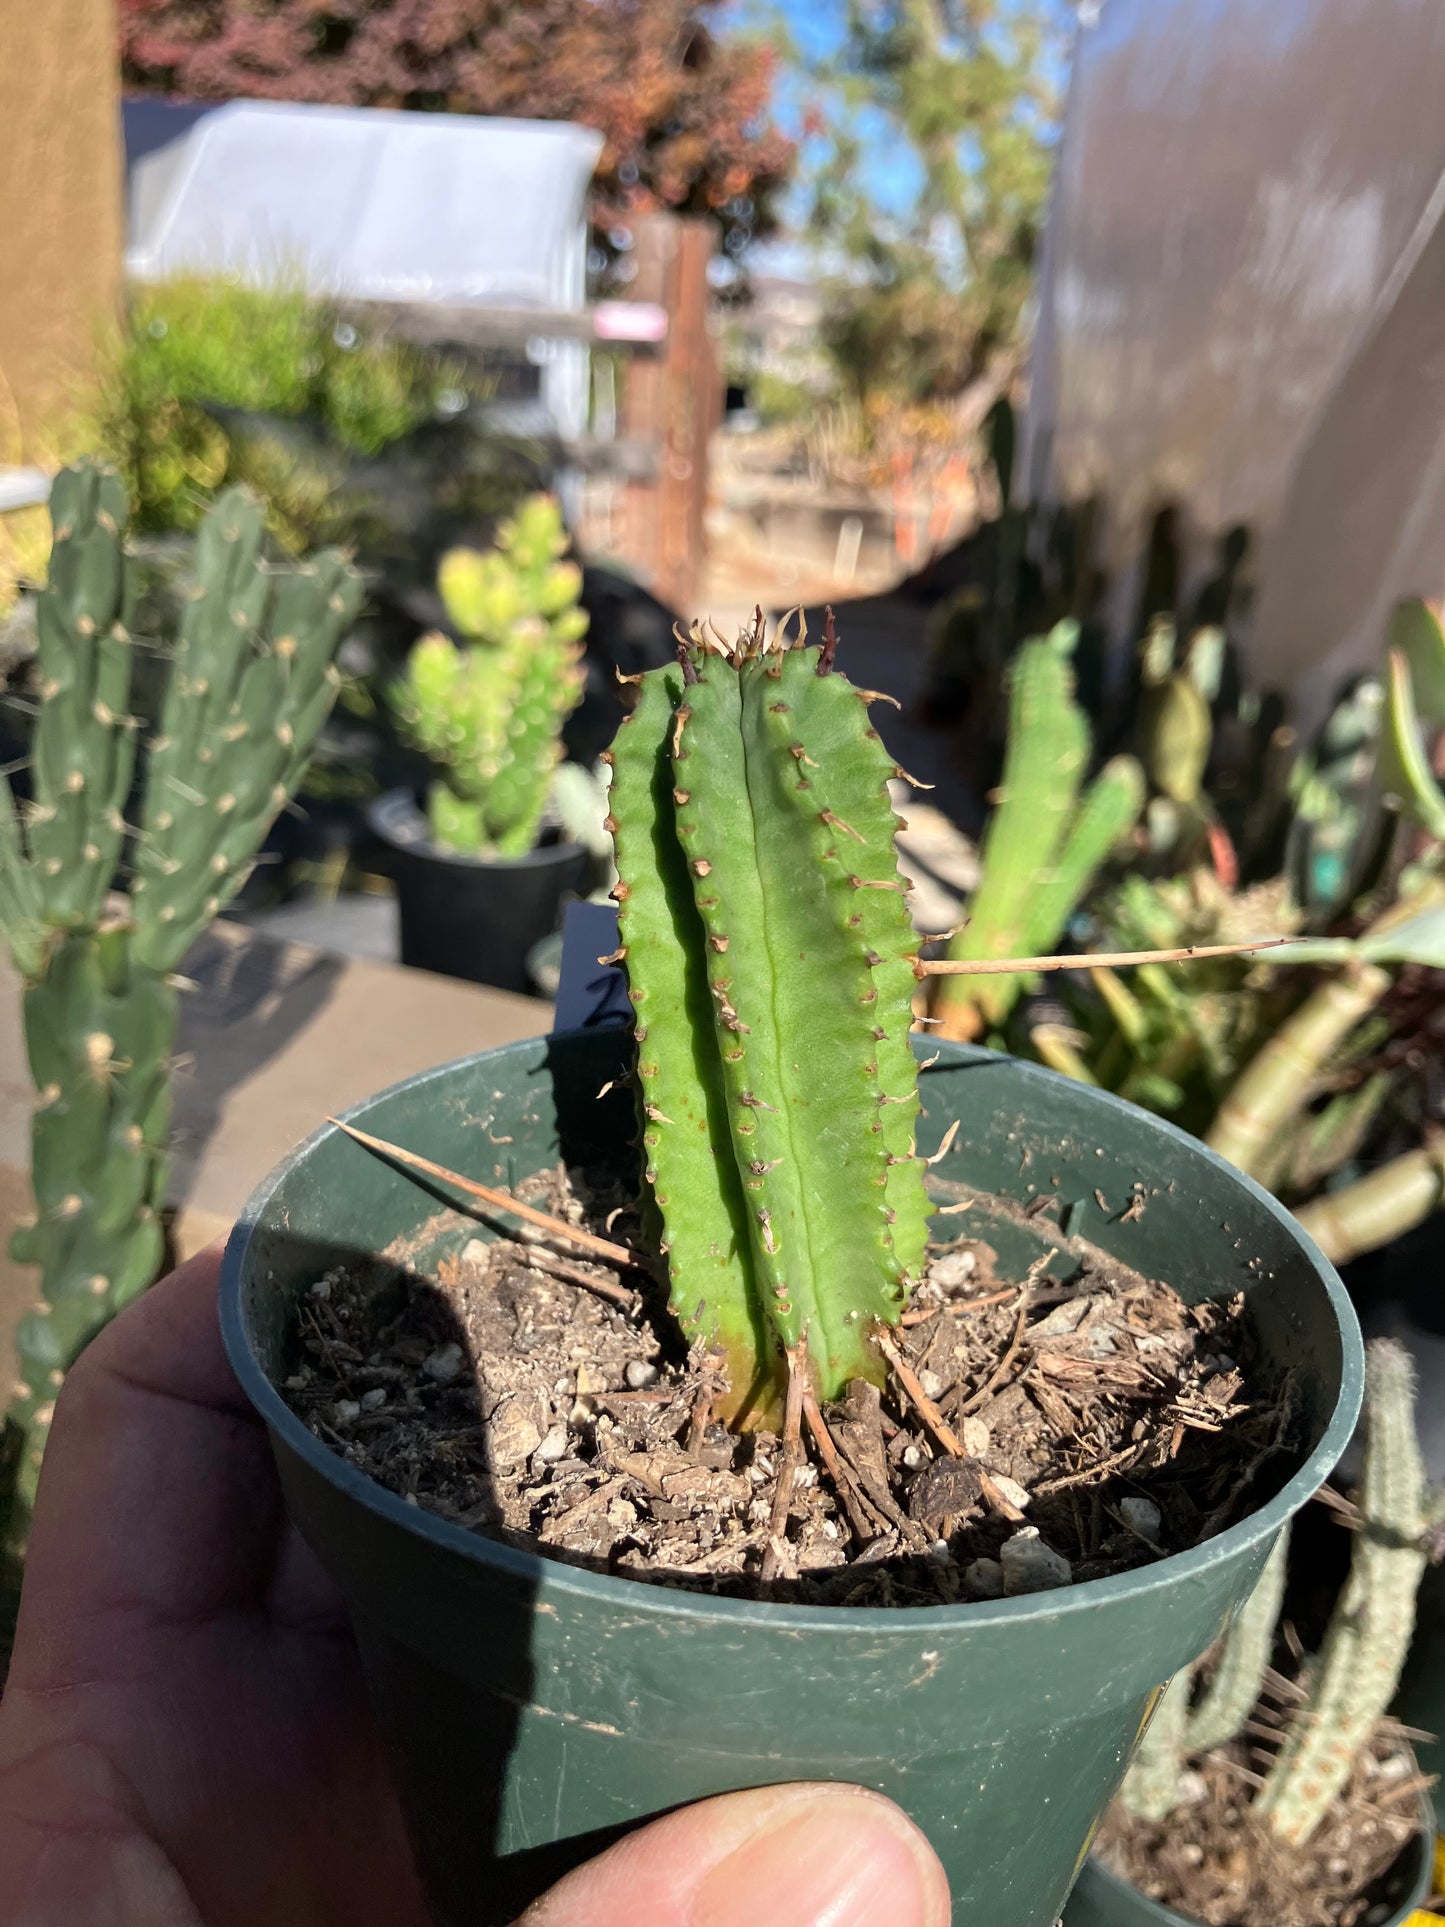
[0,0,123,461]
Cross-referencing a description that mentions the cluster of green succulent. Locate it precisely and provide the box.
[932,597,1445,1267]
[393,495,589,860]
[1122,1337,1435,1848]
[0,462,361,1546]
[85,278,474,547]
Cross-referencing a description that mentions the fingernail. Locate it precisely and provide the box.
[692,1786,950,1927]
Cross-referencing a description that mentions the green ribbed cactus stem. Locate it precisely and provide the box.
[130,488,362,971]
[606,616,930,1424]
[933,629,1143,1040]
[1119,1670,1193,1821]
[12,466,136,945]
[8,929,175,1513]
[1186,1527,1290,1756]
[0,464,361,1551]
[394,494,587,859]
[1259,1339,1428,1847]
[1294,1138,1445,1266]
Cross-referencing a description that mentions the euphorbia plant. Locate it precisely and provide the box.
[393,494,588,859]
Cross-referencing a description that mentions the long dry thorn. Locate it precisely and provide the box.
[873,1326,967,1458]
[760,1345,808,1585]
[515,1244,636,1309]
[328,1118,638,1268]
[801,1385,880,1545]
[958,1292,1031,1416]
[916,936,1301,978]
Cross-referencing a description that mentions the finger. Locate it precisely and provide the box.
[12,1249,287,1686]
[520,1782,950,1927]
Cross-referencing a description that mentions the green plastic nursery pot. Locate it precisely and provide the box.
[1062,1796,1435,1927]
[220,1034,1363,1927]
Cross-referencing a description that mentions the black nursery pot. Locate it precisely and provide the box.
[220,1035,1363,1927]
[1063,1797,1434,1927]
[368,788,587,995]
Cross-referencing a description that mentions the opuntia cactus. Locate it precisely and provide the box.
[932,626,1144,1040]
[0,464,361,1535]
[393,494,587,859]
[606,613,931,1422]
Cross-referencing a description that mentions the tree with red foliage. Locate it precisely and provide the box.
[118,0,794,262]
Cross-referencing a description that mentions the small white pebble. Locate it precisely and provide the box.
[960,1416,990,1456]
[1000,1527,1072,1595]
[965,1557,1005,1598]
[989,1473,1032,1513]
[284,1373,306,1391]
[422,1343,464,1385]
[460,1238,490,1268]
[403,1492,419,1507]
[308,1277,332,1301]
[1177,1773,1208,1808]
[534,1425,569,1465]
[928,1538,951,1564]
[918,1369,947,1401]
[1119,1497,1162,1540]
[331,1399,360,1423]
[624,1359,659,1389]
[902,1444,926,1471]
[360,1387,387,1411]
[929,1248,977,1290]
[822,1518,839,1541]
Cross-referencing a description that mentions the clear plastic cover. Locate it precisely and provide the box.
[1026,0,1445,712]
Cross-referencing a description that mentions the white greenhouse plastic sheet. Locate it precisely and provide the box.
[124,100,602,437]
[1026,0,1445,714]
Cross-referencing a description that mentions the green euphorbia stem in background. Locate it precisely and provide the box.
[933,628,1143,1040]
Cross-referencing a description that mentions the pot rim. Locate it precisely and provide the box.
[367,786,587,872]
[220,1035,1365,1634]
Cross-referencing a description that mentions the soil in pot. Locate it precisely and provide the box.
[276,1162,1293,1607]
[1089,1718,1432,1927]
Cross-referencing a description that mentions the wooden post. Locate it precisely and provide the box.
[0,0,124,462]
[618,215,718,617]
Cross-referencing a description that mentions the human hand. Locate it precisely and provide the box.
[0,1249,950,1927]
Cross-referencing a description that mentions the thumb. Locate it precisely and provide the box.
[519,1781,950,1927]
